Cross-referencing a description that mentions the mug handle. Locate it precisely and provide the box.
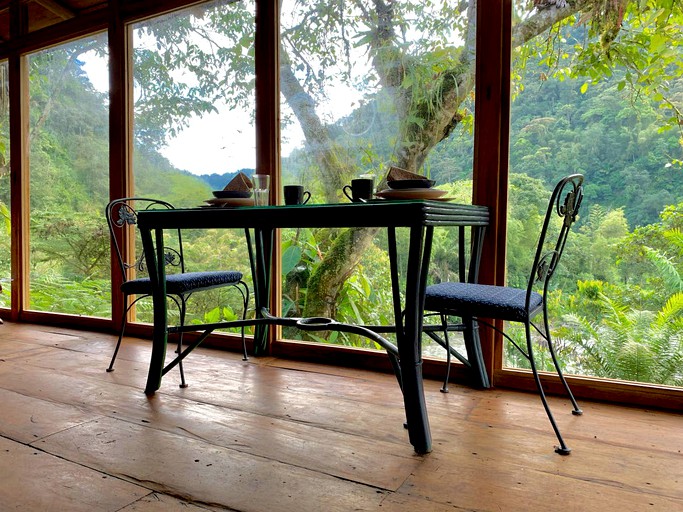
[302,191,311,204]
[342,185,353,202]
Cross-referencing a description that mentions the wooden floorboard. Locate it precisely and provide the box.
[0,322,680,511]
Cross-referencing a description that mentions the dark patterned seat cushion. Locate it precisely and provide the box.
[424,282,543,322]
[122,270,243,296]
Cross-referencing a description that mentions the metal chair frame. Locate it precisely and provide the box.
[105,197,250,387]
[425,174,584,454]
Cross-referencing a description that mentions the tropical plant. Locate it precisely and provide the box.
[534,205,683,384]
[563,291,683,386]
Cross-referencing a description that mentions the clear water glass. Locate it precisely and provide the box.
[253,174,270,206]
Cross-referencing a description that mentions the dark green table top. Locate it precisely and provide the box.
[136,200,489,230]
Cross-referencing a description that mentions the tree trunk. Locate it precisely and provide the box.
[280,50,358,204]
[302,226,380,319]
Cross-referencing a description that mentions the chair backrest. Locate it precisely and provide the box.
[105,197,184,283]
[526,174,584,309]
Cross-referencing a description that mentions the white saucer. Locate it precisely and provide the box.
[204,197,255,207]
[375,188,448,200]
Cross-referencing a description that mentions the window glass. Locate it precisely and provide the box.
[27,35,111,316]
[0,61,8,308]
[508,3,683,387]
[279,1,477,353]
[132,0,255,327]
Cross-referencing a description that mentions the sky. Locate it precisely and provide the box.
[159,110,257,174]
[82,50,260,176]
[81,46,357,177]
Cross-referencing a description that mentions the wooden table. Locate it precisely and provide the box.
[137,200,489,454]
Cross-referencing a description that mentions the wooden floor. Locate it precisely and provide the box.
[0,323,681,511]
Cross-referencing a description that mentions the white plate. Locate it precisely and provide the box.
[375,188,448,200]
[204,197,255,207]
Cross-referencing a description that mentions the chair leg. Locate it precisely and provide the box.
[463,317,490,389]
[440,314,451,393]
[107,304,129,372]
[544,311,582,416]
[239,281,249,361]
[525,322,571,455]
[177,298,188,389]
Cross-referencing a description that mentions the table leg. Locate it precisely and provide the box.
[143,227,168,395]
[462,317,490,388]
[466,225,491,388]
[389,225,433,454]
[247,227,273,356]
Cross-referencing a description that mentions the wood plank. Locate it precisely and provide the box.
[424,419,683,501]
[11,345,413,438]
[0,340,55,359]
[35,416,392,512]
[0,324,681,512]
[465,390,683,454]
[0,323,85,346]
[401,452,682,512]
[0,359,420,491]
[0,436,149,511]
[118,493,224,511]
[34,0,76,20]
[378,493,474,511]
[0,387,101,443]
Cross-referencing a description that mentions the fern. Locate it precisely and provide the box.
[566,291,683,385]
[656,292,683,326]
[643,246,683,293]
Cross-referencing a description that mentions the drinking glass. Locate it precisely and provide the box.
[253,174,270,206]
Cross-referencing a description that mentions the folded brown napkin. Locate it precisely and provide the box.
[386,166,429,182]
[223,172,253,192]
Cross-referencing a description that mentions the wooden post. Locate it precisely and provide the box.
[108,0,134,331]
[9,0,29,321]
[472,0,512,382]
[255,0,281,350]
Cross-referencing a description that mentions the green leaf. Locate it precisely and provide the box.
[282,245,302,275]
[204,307,221,324]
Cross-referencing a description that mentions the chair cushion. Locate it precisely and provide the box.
[424,282,543,323]
[121,270,243,296]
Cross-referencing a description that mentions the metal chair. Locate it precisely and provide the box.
[424,174,584,454]
[105,197,249,387]
[422,223,489,391]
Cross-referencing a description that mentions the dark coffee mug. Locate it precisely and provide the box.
[343,178,374,203]
[284,185,311,205]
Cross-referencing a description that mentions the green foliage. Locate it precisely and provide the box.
[28,272,111,316]
[280,227,393,347]
[562,291,683,386]
[535,202,683,385]
[509,11,683,228]
[196,305,248,336]
[30,209,110,279]
[8,0,683,389]
[133,1,256,151]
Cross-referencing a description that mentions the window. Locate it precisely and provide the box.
[508,2,683,388]
[0,60,9,308]
[0,0,678,409]
[131,0,255,327]
[278,1,477,355]
[27,35,110,317]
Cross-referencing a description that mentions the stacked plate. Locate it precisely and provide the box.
[376,178,450,201]
[204,190,254,207]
